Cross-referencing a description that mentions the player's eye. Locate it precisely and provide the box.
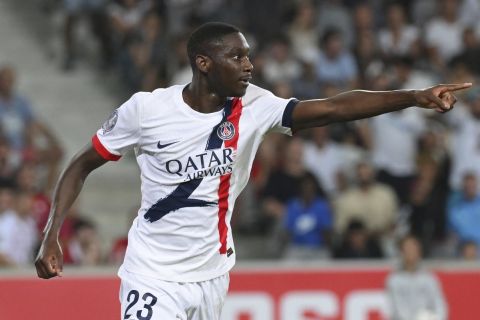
[233,55,249,62]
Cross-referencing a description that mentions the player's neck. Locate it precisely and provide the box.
[183,79,227,114]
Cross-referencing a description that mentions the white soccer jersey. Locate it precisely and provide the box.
[93,84,298,282]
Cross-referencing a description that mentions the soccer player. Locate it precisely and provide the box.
[35,22,470,319]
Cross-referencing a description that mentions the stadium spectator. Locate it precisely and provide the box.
[286,0,319,64]
[0,192,38,266]
[119,11,168,92]
[362,106,426,204]
[334,162,398,237]
[353,28,381,87]
[262,137,305,220]
[448,172,480,250]
[0,66,63,177]
[282,171,332,260]
[448,88,480,191]
[262,35,302,85]
[64,217,102,265]
[424,0,465,71]
[378,3,420,59]
[330,124,367,186]
[386,235,448,320]
[291,61,321,100]
[14,163,53,233]
[316,0,354,49]
[351,2,375,40]
[0,65,36,154]
[315,28,358,89]
[302,126,346,196]
[62,0,112,70]
[333,219,383,259]
[409,129,451,253]
[262,138,305,255]
[450,27,480,76]
[108,0,152,46]
[391,56,436,92]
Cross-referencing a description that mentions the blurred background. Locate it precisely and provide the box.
[0,0,479,319]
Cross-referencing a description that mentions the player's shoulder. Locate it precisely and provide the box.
[132,85,182,104]
[241,83,276,107]
[127,85,184,114]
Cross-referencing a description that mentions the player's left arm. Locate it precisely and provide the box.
[291,83,472,132]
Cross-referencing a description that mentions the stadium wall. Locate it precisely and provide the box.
[0,262,478,320]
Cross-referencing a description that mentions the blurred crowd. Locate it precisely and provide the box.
[1,0,480,267]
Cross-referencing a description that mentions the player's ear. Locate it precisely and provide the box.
[195,54,211,74]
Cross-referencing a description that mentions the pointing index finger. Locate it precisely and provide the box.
[444,82,473,92]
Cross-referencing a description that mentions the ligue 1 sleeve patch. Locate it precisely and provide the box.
[102,109,119,134]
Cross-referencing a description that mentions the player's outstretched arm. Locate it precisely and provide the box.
[35,144,108,279]
[291,83,472,132]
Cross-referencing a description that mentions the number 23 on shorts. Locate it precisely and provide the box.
[123,290,158,320]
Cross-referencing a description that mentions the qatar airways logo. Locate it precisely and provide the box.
[165,147,235,181]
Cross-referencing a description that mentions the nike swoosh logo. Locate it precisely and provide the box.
[157,141,178,149]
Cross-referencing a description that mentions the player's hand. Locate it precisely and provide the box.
[35,236,64,279]
[414,83,472,113]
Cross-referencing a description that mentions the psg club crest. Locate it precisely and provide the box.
[102,110,118,134]
[217,121,235,140]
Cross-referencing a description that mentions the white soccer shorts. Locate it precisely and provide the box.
[119,269,229,320]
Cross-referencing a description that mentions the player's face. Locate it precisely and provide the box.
[207,32,253,97]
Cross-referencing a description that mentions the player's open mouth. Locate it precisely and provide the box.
[239,76,252,85]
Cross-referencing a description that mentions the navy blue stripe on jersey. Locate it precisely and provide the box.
[144,178,217,223]
[281,98,300,129]
[205,99,233,150]
[144,100,234,223]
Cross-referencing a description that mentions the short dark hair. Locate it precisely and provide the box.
[187,22,240,69]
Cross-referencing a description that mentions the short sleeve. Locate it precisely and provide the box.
[92,93,142,161]
[246,86,299,136]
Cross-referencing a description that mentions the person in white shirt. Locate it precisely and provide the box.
[35,22,470,320]
[302,126,346,196]
[0,192,38,266]
[425,0,465,69]
[386,235,448,320]
[378,3,419,58]
[368,107,426,204]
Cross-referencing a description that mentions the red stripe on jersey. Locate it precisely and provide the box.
[91,134,121,161]
[217,98,243,254]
